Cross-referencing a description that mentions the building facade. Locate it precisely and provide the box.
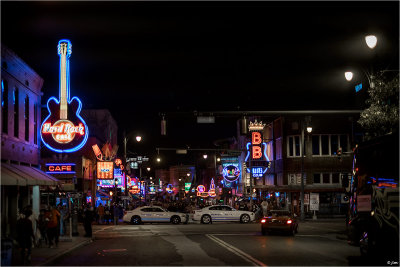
[237,113,358,217]
[1,44,59,240]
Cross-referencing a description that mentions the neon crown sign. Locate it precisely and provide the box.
[41,40,88,153]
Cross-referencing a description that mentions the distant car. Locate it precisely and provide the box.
[123,206,188,225]
[193,205,255,224]
[260,210,298,235]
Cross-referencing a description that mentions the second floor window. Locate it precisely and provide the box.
[1,79,8,134]
[312,134,349,156]
[24,95,29,141]
[287,135,301,157]
[13,87,19,138]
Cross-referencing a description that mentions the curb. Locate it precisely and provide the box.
[36,238,92,266]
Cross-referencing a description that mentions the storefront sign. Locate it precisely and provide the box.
[41,40,88,153]
[245,120,270,177]
[97,161,114,179]
[185,183,191,193]
[46,163,76,174]
[129,185,140,194]
[222,164,240,182]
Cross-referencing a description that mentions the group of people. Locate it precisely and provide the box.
[16,204,67,265]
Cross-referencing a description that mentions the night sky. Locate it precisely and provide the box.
[1,1,399,163]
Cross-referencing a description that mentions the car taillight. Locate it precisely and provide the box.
[286,220,292,224]
[261,219,266,223]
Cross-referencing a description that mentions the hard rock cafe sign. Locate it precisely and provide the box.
[41,39,88,153]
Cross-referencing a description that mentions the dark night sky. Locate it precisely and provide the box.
[1,1,399,163]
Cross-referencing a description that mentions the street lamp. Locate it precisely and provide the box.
[300,116,312,221]
[365,35,378,49]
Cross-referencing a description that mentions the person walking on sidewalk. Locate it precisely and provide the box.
[104,205,110,225]
[47,206,61,248]
[83,205,94,237]
[17,209,35,264]
[97,203,105,224]
[113,203,119,225]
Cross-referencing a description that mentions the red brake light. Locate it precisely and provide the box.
[286,220,292,224]
[261,219,266,223]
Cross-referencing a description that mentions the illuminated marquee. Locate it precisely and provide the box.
[46,163,76,174]
[245,120,270,177]
[97,161,114,179]
[41,39,88,153]
[222,164,240,183]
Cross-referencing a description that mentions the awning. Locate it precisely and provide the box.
[1,163,59,186]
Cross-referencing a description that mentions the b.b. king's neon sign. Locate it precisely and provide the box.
[245,120,270,177]
[40,39,88,153]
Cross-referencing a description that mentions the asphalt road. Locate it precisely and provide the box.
[47,219,384,266]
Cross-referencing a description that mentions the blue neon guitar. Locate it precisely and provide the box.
[40,39,89,153]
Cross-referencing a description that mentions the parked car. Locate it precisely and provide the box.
[260,210,298,235]
[193,205,255,224]
[123,206,188,225]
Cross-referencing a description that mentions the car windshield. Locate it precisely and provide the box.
[268,210,291,217]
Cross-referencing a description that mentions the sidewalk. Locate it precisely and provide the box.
[30,223,92,266]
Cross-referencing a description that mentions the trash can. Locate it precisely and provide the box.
[1,238,13,266]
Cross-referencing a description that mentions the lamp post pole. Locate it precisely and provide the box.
[300,121,305,221]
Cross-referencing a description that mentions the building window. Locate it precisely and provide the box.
[24,95,29,141]
[34,103,37,145]
[322,173,330,183]
[312,134,349,156]
[331,135,339,155]
[313,173,321,183]
[13,87,19,138]
[287,135,301,157]
[1,79,8,134]
[332,173,340,184]
[312,135,319,155]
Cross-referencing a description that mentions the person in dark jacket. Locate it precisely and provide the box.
[83,205,93,237]
[17,209,35,264]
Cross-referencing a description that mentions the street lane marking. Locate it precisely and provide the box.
[206,234,267,267]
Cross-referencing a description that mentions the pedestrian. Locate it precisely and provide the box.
[113,203,119,225]
[83,205,93,237]
[37,208,48,247]
[46,205,61,248]
[16,208,35,265]
[104,205,110,224]
[97,203,105,224]
[261,199,268,217]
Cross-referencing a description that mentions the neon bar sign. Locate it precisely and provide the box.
[46,163,76,174]
[245,120,270,177]
[41,39,88,153]
[97,161,114,179]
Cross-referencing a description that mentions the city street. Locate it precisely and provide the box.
[46,219,372,266]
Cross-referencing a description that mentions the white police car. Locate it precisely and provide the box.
[123,206,188,225]
[193,205,255,224]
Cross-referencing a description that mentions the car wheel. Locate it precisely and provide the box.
[201,215,211,224]
[240,214,250,223]
[171,216,181,225]
[131,216,141,225]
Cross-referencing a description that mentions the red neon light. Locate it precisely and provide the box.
[48,165,72,172]
[252,146,262,159]
[42,121,85,144]
[252,132,262,145]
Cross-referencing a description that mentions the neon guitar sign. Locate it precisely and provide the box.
[41,40,88,153]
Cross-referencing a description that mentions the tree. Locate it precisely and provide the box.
[358,71,399,140]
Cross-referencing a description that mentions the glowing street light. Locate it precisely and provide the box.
[136,135,142,142]
[365,35,377,49]
[203,154,208,159]
[345,71,353,81]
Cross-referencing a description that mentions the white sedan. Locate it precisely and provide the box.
[123,206,189,225]
[193,205,255,224]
